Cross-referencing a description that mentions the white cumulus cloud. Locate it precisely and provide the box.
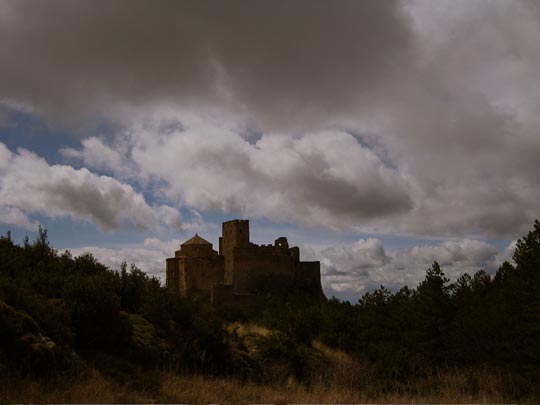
[0,142,183,232]
[69,237,183,282]
[64,121,413,231]
[309,237,513,299]
[65,235,517,300]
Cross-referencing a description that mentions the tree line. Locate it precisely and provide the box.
[1,221,540,392]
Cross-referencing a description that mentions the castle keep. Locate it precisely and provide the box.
[166,219,324,303]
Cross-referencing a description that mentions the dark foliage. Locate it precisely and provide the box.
[245,221,540,382]
[1,220,540,390]
[0,229,229,380]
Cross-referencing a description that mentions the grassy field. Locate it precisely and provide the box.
[1,322,535,403]
[1,325,534,403]
[2,365,530,404]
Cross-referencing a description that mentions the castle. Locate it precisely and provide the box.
[166,219,324,303]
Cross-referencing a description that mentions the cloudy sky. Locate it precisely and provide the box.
[1,0,538,301]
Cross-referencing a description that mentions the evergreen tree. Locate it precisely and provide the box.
[413,262,452,365]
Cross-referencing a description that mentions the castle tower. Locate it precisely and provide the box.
[221,219,249,284]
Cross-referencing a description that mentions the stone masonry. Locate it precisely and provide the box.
[166,219,324,303]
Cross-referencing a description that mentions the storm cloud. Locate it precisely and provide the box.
[1,0,540,239]
[0,0,413,129]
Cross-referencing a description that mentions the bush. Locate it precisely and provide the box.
[124,312,170,366]
[63,275,131,351]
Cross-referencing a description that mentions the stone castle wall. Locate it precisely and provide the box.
[295,261,325,298]
[232,247,296,292]
[166,258,181,292]
[211,283,256,307]
[166,219,324,302]
[183,256,224,294]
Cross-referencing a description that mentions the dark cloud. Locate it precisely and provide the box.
[0,0,413,129]
[1,0,540,239]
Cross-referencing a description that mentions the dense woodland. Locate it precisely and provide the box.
[1,221,540,399]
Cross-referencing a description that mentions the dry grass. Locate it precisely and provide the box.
[227,321,273,337]
[0,330,530,404]
[312,339,354,364]
[1,367,526,404]
[309,339,374,390]
[159,372,511,404]
[0,369,153,404]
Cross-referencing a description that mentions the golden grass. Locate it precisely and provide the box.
[0,329,530,404]
[159,371,510,404]
[1,367,524,404]
[227,321,273,337]
[0,369,153,404]
[312,339,354,365]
